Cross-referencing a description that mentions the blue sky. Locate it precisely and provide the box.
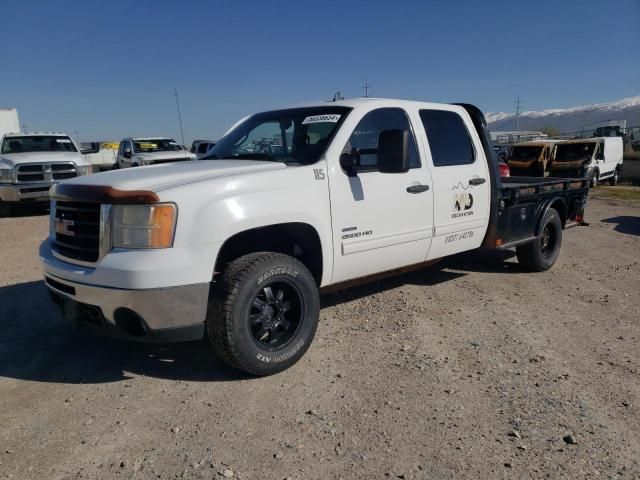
[1,0,638,144]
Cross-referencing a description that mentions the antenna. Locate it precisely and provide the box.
[363,79,371,98]
[332,91,344,102]
[173,87,186,146]
[515,95,522,132]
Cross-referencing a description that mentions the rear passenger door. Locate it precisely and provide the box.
[418,108,491,260]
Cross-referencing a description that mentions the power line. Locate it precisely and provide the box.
[515,95,522,132]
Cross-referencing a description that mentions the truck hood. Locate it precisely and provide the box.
[133,150,196,162]
[61,159,287,192]
[0,151,86,168]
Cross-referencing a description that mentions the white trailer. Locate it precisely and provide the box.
[0,108,20,136]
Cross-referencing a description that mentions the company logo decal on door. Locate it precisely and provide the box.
[451,182,474,218]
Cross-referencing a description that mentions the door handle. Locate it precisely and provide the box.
[406,184,430,193]
[468,177,486,186]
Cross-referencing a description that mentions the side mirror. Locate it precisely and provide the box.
[124,149,132,159]
[340,151,359,177]
[377,129,410,174]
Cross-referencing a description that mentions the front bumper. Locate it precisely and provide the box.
[45,274,209,342]
[0,182,52,202]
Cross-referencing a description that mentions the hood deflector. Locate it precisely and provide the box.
[50,184,159,204]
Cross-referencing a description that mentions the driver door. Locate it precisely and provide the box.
[328,108,434,284]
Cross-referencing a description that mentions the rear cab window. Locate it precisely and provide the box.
[419,109,475,167]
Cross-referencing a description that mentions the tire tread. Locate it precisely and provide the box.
[207,252,315,375]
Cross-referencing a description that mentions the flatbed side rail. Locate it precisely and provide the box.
[501,177,590,203]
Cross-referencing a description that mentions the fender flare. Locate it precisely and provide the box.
[534,196,566,236]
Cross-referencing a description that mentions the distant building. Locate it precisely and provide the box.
[490,130,548,144]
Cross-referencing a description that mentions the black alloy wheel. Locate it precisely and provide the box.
[249,281,303,349]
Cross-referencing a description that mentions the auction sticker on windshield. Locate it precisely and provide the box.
[302,114,341,124]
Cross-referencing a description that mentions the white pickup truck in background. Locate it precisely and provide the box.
[40,98,590,375]
[116,137,196,168]
[0,132,92,217]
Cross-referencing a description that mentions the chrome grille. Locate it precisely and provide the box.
[52,201,101,262]
[16,163,77,183]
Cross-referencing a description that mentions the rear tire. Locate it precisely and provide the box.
[207,252,320,376]
[609,168,619,186]
[516,207,562,272]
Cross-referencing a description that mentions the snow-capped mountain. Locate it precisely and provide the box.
[487,95,640,134]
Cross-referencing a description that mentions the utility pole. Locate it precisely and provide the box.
[515,95,522,133]
[363,79,371,98]
[581,107,592,138]
[173,87,185,146]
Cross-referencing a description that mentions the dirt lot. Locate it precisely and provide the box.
[1,194,639,480]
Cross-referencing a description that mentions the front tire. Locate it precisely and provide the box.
[207,252,320,376]
[589,171,599,188]
[516,207,562,272]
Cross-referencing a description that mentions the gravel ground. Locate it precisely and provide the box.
[1,195,639,479]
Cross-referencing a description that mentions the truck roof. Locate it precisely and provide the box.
[559,138,601,145]
[131,137,174,141]
[2,132,70,137]
[277,97,469,111]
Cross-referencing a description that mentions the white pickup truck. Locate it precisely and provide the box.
[116,137,196,168]
[0,133,92,216]
[40,99,590,375]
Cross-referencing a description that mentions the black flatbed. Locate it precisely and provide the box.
[455,104,591,251]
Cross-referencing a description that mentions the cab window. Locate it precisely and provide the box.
[419,110,475,167]
[342,108,420,169]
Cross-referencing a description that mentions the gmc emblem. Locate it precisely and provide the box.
[54,218,75,237]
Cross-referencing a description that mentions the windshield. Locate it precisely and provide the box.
[1,135,78,154]
[203,107,352,164]
[555,142,596,161]
[133,139,183,153]
[509,146,543,160]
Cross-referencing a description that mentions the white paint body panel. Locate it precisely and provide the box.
[84,146,117,168]
[598,137,624,177]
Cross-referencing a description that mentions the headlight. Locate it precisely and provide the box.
[76,165,92,176]
[0,169,13,183]
[112,203,177,249]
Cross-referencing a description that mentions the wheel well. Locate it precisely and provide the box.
[548,199,567,227]
[214,223,323,285]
